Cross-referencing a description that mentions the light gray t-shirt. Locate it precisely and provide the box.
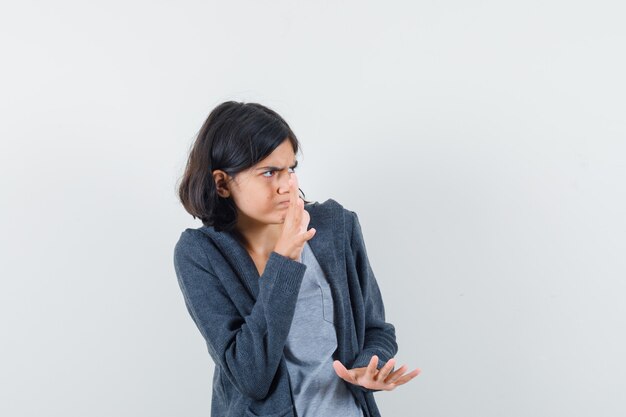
[283,241,365,417]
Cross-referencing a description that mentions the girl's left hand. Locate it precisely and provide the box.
[333,355,421,391]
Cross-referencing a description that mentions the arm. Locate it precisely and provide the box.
[335,211,398,392]
[334,210,420,392]
[347,210,399,392]
[173,230,306,400]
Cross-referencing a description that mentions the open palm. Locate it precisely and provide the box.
[333,355,421,391]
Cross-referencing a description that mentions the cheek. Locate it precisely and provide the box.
[238,182,274,209]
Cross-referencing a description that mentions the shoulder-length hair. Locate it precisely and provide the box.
[177,101,312,232]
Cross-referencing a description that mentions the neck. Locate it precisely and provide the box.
[233,218,284,258]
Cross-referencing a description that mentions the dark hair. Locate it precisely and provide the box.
[177,101,312,232]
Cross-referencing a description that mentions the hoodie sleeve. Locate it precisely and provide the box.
[347,210,399,393]
[173,229,307,400]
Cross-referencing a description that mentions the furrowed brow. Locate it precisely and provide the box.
[256,160,298,171]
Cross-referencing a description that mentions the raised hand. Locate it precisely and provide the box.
[333,355,421,391]
[274,173,316,261]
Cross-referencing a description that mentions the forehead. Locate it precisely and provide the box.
[255,140,296,166]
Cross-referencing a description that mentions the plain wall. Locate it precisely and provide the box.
[1,1,625,416]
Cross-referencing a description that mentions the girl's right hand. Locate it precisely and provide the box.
[274,173,316,261]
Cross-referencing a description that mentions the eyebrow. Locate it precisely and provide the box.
[255,160,298,171]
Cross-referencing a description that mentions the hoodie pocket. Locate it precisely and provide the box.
[317,279,335,325]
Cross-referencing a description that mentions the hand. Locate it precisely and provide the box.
[274,173,316,261]
[333,355,421,391]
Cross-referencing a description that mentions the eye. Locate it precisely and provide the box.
[262,167,296,178]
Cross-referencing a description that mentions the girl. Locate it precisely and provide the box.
[174,101,420,417]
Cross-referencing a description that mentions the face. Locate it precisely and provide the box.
[212,139,298,228]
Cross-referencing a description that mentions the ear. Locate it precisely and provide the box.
[212,169,231,198]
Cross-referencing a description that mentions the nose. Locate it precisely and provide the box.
[278,171,294,195]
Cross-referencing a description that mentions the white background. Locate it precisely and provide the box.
[1,1,625,416]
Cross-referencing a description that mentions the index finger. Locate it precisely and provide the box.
[366,355,379,377]
[289,172,299,204]
[288,173,300,215]
[375,358,396,381]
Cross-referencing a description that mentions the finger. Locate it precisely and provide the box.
[366,355,379,378]
[301,224,316,243]
[282,177,294,227]
[383,364,407,384]
[290,170,299,187]
[375,358,396,382]
[290,172,299,205]
[332,360,357,384]
[299,207,310,234]
[290,173,301,227]
[286,175,300,228]
[387,368,421,387]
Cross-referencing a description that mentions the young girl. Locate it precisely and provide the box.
[174,101,420,417]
